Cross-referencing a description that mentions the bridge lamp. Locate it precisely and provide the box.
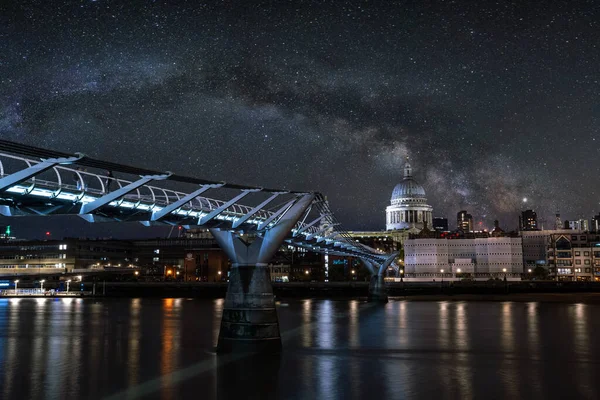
[14,279,19,294]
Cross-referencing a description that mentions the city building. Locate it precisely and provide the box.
[592,214,600,232]
[456,210,473,232]
[520,228,585,271]
[546,232,600,281]
[385,160,433,232]
[519,210,538,231]
[432,217,449,232]
[568,219,589,231]
[403,231,523,281]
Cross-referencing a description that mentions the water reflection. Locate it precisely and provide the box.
[161,298,182,399]
[348,300,359,347]
[500,302,519,399]
[0,298,599,399]
[212,298,224,347]
[454,302,472,399]
[571,303,593,398]
[316,300,334,348]
[128,298,141,387]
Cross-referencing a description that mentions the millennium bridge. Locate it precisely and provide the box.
[0,139,397,353]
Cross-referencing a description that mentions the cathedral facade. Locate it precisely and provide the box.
[385,160,433,232]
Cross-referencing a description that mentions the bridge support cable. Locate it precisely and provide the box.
[0,155,83,192]
[198,189,260,225]
[150,184,223,221]
[293,214,331,237]
[209,194,315,354]
[80,173,171,215]
[256,198,296,230]
[231,192,285,229]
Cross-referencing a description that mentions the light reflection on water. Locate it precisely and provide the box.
[0,298,599,400]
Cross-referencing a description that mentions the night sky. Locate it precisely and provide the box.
[1,1,600,238]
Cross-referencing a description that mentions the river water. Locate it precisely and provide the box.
[0,297,599,399]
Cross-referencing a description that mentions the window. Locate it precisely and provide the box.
[154,249,160,254]
[575,251,581,256]
[585,260,591,265]
[153,257,159,262]
[585,268,591,273]
[575,268,582,273]
[584,251,590,256]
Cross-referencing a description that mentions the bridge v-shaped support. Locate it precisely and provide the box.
[364,253,398,303]
[80,173,171,215]
[0,154,83,192]
[210,193,315,354]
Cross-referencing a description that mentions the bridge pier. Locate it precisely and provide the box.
[210,194,314,354]
[362,254,397,303]
[368,274,388,302]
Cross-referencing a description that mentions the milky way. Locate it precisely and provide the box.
[1,1,600,237]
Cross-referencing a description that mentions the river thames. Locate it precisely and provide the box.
[1,297,599,399]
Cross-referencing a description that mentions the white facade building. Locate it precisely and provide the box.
[386,161,433,231]
[403,236,523,279]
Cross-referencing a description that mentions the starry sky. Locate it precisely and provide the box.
[1,0,600,238]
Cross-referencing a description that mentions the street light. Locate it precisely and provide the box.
[440,269,444,285]
[134,271,139,276]
[66,279,71,293]
[305,270,310,275]
[14,279,18,295]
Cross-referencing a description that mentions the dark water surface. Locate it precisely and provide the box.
[1,297,599,400]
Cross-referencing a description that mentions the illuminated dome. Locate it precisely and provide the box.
[385,160,433,231]
[391,179,426,203]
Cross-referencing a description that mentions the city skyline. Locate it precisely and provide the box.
[2,1,600,235]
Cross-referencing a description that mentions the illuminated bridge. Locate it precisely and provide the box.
[0,139,397,353]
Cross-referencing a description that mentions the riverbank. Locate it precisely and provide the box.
[392,292,600,304]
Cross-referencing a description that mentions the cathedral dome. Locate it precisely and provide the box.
[386,159,433,232]
[391,178,426,201]
[390,161,426,205]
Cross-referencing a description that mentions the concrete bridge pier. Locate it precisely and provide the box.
[210,194,314,354]
[368,274,388,302]
[363,254,397,303]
